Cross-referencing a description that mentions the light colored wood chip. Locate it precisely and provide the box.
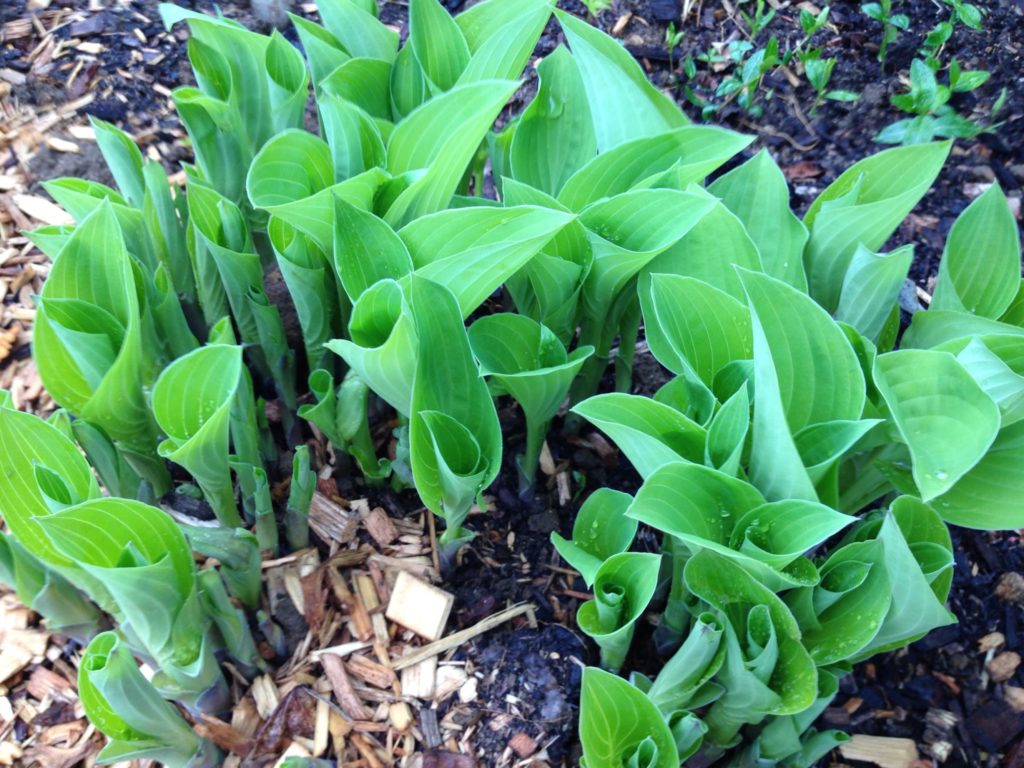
[389,701,412,732]
[400,655,437,699]
[67,125,95,141]
[322,654,371,720]
[979,631,1006,652]
[988,650,1021,683]
[435,664,467,702]
[364,506,399,547]
[509,731,538,758]
[11,194,72,226]
[75,42,103,55]
[839,735,919,768]
[312,697,329,757]
[308,492,359,544]
[538,440,555,476]
[346,655,396,690]
[385,571,454,641]
[0,646,33,685]
[1005,686,1024,712]
[44,136,79,153]
[251,675,280,720]
[392,603,532,672]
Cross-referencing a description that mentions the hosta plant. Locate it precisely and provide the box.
[1,0,1020,764]
[558,144,1024,765]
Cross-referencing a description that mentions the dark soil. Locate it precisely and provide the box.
[4,0,1024,765]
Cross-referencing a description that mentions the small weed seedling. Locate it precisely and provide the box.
[862,0,910,69]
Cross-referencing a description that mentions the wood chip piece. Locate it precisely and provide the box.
[363,506,398,547]
[509,732,538,758]
[1005,686,1024,713]
[308,493,359,544]
[839,734,919,768]
[988,651,1021,683]
[980,631,1006,653]
[389,701,413,732]
[385,571,454,641]
[996,572,1024,604]
[400,655,437,699]
[322,654,371,720]
[11,194,72,226]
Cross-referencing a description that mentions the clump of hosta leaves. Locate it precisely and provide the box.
[557,142,1024,765]
[5,0,1022,763]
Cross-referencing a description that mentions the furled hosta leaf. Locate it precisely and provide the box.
[835,244,914,343]
[580,667,679,768]
[931,182,1021,318]
[409,0,469,91]
[706,385,750,476]
[90,117,146,208]
[408,276,501,553]
[558,127,751,212]
[468,313,592,488]
[874,349,1000,500]
[41,178,149,263]
[153,344,244,527]
[318,94,387,182]
[170,87,250,202]
[80,632,219,768]
[321,57,391,119]
[509,45,595,197]
[955,337,1024,426]
[41,497,226,709]
[389,44,430,120]
[0,531,102,640]
[578,552,661,671]
[33,202,167,490]
[685,551,818,741]
[551,488,636,587]
[708,149,808,290]
[803,141,950,311]
[182,525,261,610]
[328,279,418,416]
[641,274,752,384]
[268,216,340,372]
[399,205,574,316]
[645,612,725,713]
[383,79,520,226]
[555,10,687,152]
[314,0,398,63]
[247,130,388,248]
[572,394,706,478]
[264,30,310,136]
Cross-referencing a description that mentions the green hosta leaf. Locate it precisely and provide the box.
[580,667,679,768]
[708,149,808,291]
[408,276,501,548]
[316,0,398,62]
[389,44,430,120]
[247,130,388,249]
[264,30,310,136]
[706,385,751,476]
[320,57,392,119]
[685,550,818,729]
[640,274,752,385]
[644,190,764,302]
[931,182,1021,318]
[740,269,866,431]
[289,15,350,90]
[399,205,574,315]
[384,79,520,226]
[803,141,950,311]
[0,408,100,568]
[551,488,636,587]
[468,313,591,486]
[956,337,1024,426]
[454,0,551,84]
[929,419,1024,528]
[268,216,340,372]
[333,197,413,302]
[578,552,661,671]
[33,203,162,473]
[874,349,999,500]
[556,10,687,151]
[835,244,914,343]
[72,420,143,500]
[170,87,249,203]
[153,344,244,527]
[572,393,706,478]
[409,0,469,90]
[578,189,717,343]
[90,117,145,208]
[24,224,74,259]
[902,309,1024,350]
[509,45,595,197]
[558,127,751,212]
[80,632,217,768]
[318,94,387,182]
[328,279,418,416]
[794,419,882,485]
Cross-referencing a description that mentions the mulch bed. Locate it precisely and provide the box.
[2,0,1024,766]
